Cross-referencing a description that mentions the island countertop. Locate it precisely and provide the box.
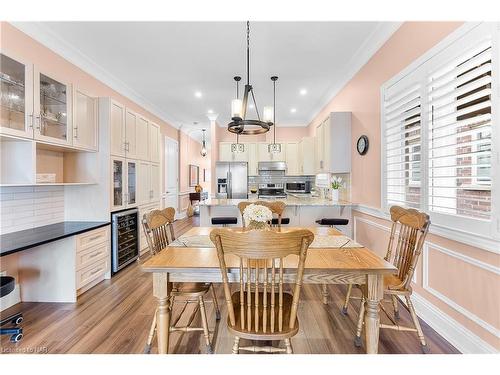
[199,195,354,207]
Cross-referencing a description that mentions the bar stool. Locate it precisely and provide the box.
[211,217,238,227]
[315,218,350,305]
[1,276,23,342]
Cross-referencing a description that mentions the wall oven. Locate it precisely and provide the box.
[111,208,139,274]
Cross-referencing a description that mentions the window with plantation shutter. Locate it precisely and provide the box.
[382,23,499,239]
[384,82,422,209]
[427,40,492,221]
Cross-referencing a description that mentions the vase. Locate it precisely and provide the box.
[248,220,269,230]
[331,189,340,202]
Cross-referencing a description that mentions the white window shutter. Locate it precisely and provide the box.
[427,39,493,220]
[383,81,422,209]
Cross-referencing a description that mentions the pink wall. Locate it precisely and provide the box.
[178,131,210,193]
[216,124,309,143]
[307,22,463,208]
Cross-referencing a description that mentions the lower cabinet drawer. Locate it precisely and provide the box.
[76,243,109,270]
[76,226,109,251]
[76,257,109,289]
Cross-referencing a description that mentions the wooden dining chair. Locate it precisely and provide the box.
[210,228,314,354]
[353,205,431,353]
[238,201,287,228]
[142,208,220,354]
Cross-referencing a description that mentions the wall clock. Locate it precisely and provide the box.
[357,135,369,155]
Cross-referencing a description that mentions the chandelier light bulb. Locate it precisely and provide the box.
[263,106,274,123]
[231,99,243,119]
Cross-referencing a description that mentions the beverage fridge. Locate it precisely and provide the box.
[215,162,248,199]
[111,208,139,274]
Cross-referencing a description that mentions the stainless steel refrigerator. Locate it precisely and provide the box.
[215,162,248,199]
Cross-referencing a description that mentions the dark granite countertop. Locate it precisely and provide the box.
[0,221,110,257]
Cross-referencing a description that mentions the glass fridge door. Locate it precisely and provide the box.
[0,53,32,137]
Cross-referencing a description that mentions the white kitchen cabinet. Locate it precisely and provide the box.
[110,100,126,157]
[149,122,160,163]
[0,51,34,139]
[33,67,73,146]
[137,160,151,206]
[125,109,138,159]
[247,142,258,176]
[285,142,299,175]
[150,163,160,202]
[72,87,98,151]
[137,161,160,205]
[219,142,232,161]
[316,112,351,174]
[136,115,149,161]
[299,137,316,175]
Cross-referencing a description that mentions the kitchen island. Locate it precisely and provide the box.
[199,195,354,237]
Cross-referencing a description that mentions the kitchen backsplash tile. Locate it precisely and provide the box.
[0,186,65,234]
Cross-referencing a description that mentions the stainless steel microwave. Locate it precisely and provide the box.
[285,181,311,193]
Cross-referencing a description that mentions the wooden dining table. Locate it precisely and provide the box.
[141,226,397,354]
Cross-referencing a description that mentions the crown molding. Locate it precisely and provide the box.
[307,22,402,126]
[11,22,182,130]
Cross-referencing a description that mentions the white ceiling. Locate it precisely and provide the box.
[14,21,400,143]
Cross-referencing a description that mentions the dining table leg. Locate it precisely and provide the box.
[364,274,384,354]
[153,272,171,354]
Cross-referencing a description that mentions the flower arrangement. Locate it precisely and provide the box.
[331,176,345,190]
[243,204,273,230]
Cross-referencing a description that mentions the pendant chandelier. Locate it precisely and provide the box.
[228,21,276,135]
[200,129,207,157]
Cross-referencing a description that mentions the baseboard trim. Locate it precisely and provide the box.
[410,292,498,353]
[0,283,20,311]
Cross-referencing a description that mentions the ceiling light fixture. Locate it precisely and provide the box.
[200,129,208,157]
[300,88,307,95]
[291,108,297,113]
[228,21,276,135]
[194,91,202,98]
[207,109,214,114]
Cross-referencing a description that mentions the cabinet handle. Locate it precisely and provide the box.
[74,126,79,139]
[87,235,102,242]
[35,115,41,131]
[28,114,34,129]
[90,267,103,276]
[89,251,102,259]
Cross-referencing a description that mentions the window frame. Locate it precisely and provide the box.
[381,22,500,240]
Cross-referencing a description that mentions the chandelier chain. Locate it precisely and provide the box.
[247,20,250,85]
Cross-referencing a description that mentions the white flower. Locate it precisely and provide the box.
[243,204,273,223]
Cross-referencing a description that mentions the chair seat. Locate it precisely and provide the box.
[171,282,211,297]
[271,218,290,225]
[0,276,15,298]
[211,217,238,225]
[315,218,349,226]
[228,291,299,340]
[383,274,411,295]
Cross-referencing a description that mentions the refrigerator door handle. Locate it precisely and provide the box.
[227,171,232,199]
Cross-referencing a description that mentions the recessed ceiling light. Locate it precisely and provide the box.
[290,108,297,113]
[249,104,254,109]
[299,89,307,95]
[207,109,214,114]
[194,91,202,98]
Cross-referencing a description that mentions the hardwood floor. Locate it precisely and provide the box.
[0,216,459,354]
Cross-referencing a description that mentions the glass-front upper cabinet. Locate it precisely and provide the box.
[34,68,72,145]
[127,160,137,207]
[0,52,34,138]
[112,158,125,210]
